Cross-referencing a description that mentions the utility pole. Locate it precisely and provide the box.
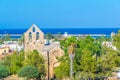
[70,54,74,78]
[47,51,50,80]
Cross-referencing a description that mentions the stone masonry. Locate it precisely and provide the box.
[24,24,64,79]
[24,24,44,52]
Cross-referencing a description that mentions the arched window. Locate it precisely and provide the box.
[36,32,39,40]
[32,26,35,32]
[29,32,32,41]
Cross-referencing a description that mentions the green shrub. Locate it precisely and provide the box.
[0,65,9,79]
[18,66,39,79]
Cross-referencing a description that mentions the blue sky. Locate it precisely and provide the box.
[0,0,120,29]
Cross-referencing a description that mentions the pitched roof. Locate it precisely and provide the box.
[25,24,43,34]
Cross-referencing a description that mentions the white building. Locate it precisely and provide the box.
[102,41,117,50]
[0,41,23,52]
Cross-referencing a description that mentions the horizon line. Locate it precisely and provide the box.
[0,27,120,29]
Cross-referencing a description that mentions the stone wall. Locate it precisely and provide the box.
[24,24,64,79]
[24,24,44,52]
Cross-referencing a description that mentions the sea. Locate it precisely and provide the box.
[0,28,119,39]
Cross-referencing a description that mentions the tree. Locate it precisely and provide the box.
[79,49,97,79]
[2,51,25,74]
[58,35,120,79]
[5,33,10,41]
[113,30,120,50]
[96,35,106,43]
[57,32,61,37]
[18,66,39,80]
[45,33,53,40]
[0,36,4,44]
[0,65,9,79]
[24,50,46,79]
[98,47,120,77]
[59,36,101,79]
[64,36,76,78]
[65,36,77,46]
[54,55,70,79]
[18,35,24,46]
[68,42,76,78]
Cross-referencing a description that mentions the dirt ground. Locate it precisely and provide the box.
[0,75,24,80]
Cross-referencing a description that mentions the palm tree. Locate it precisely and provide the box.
[68,42,76,79]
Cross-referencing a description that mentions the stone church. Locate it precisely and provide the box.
[24,24,64,79]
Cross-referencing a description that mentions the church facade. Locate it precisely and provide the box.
[24,24,64,78]
[24,24,44,52]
